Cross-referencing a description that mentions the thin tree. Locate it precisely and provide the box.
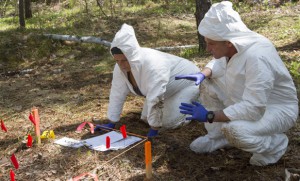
[19,0,25,28]
[24,0,32,19]
[195,0,211,51]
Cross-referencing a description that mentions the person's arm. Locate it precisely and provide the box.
[212,110,230,122]
[201,67,212,79]
[107,65,130,122]
[174,67,213,85]
[179,102,231,123]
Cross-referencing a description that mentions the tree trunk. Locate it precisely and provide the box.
[19,0,25,28]
[195,0,211,51]
[24,0,32,19]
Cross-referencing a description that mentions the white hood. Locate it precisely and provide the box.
[198,1,263,54]
[198,1,251,42]
[110,24,141,63]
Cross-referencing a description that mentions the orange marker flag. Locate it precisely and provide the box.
[1,120,7,132]
[145,141,152,179]
[32,108,41,145]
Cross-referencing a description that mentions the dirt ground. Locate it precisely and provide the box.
[1,4,300,181]
[0,44,299,180]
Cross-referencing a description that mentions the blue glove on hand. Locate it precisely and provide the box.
[94,123,115,131]
[147,128,158,138]
[175,72,206,86]
[179,101,208,122]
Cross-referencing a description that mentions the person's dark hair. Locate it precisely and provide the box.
[111,47,123,55]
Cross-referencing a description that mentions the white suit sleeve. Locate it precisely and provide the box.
[223,55,274,121]
[107,65,130,122]
[205,58,226,78]
[145,67,170,128]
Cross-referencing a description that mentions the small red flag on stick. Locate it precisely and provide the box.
[27,134,33,147]
[106,136,110,149]
[120,125,127,138]
[86,122,94,134]
[1,120,7,132]
[76,122,95,134]
[10,169,15,181]
[28,113,36,125]
[76,122,87,132]
[10,154,19,169]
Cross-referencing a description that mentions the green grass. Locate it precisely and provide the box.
[0,1,299,75]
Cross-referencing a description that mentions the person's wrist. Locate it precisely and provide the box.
[206,111,215,123]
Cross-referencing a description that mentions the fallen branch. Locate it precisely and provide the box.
[43,34,112,47]
[43,34,198,51]
[155,44,198,51]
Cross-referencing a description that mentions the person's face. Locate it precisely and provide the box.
[113,54,131,72]
[205,38,235,59]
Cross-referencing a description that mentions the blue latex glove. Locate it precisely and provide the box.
[147,128,158,138]
[175,72,206,86]
[94,123,115,131]
[179,101,208,122]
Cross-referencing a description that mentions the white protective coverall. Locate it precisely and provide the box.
[108,24,200,129]
[191,1,298,166]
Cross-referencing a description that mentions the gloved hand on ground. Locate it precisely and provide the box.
[147,128,159,138]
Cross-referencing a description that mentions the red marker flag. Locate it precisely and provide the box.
[10,169,15,181]
[28,113,36,125]
[106,136,110,149]
[120,125,127,138]
[10,154,19,169]
[1,120,7,132]
[76,122,87,132]
[86,122,95,134]
[76,122,95,134]
[27,134,33,147]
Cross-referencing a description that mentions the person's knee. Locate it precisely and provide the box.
[222,122,250,148]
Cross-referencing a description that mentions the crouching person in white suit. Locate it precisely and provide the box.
[95,23,200,138]
[175,1,298,166]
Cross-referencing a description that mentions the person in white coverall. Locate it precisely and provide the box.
[95,23,200,137]
[175,1,298,166]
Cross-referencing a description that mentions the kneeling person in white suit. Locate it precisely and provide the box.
[96,23,200,137]
[176,1,298,166]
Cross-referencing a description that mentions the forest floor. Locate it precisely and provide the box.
[0,2,300,181]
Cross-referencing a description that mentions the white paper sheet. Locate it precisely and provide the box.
[83,131,124,149]
[54,131,142,151]
[54,137,84,148]
[92,135,142,151]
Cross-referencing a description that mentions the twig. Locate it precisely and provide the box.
[92,138,148,175]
